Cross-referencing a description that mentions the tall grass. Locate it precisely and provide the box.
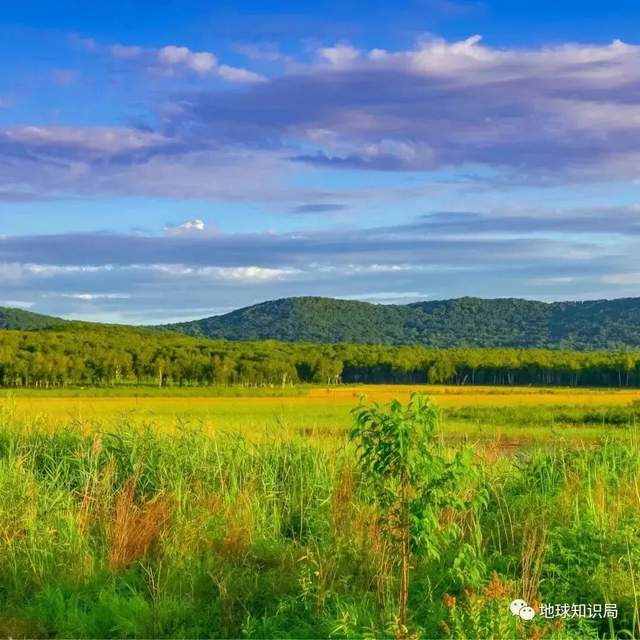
[0,413,638,638]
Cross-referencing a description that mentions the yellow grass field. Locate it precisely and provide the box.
[4,384,640,443]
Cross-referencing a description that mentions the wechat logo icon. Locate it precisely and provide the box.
[510,599,536,621]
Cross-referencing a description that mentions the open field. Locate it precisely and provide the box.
[2,385,640,638]
[4,384,640,444]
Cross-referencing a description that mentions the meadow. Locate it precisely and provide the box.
[1,384,640,638]
[5,384,640,443]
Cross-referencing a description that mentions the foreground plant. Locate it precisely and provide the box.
[350,393,475,639]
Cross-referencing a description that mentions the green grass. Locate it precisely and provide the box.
[5,384,640,446]
[0,385,310,398]
[446,404,640,427]
[0,407,639,638]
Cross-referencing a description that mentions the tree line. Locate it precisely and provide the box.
[2,326,640,388]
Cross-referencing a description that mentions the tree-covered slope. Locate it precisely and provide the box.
[6,295,640,350]
[406,298,553,347]
[547,297,640,348]
[0,307,67,330]
[159,295,640,349]
[163,297,416,343]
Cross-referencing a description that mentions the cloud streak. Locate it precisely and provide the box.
[103,40,266,82]
[165,35,640,181]
[1,208,638,322]
[3,35,640,204]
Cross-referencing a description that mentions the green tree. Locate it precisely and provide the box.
[350,394,474,638]
[427,355,456,384]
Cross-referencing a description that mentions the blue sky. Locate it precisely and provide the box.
[2,0,640,322]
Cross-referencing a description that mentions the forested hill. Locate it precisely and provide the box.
[0,307,67,330]
[5,296,640,387]
[159,296,640,350]
[6,295,640,350]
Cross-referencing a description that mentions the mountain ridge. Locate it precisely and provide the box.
[156,295,640,350]
[5,295,640,350]
[0,306,68,330]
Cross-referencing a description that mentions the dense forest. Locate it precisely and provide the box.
[7,295,640,350]
[161,295,640,350]
[2,324,640,388]
[0,306,67,330]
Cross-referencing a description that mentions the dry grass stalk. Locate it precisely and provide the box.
[77,456,115,534]
[331,466,355,538]
[218,489,254,557]
[521,521,547,604]
[107,478,172,570]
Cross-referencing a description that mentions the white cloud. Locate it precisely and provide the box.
[158,45,217,73]
[549,99,640,130]
[528,276,577,285]
[0,263,113,282]
[336,291,433,302]
[147,264,299,282]
[358,35,640,87]
[8,33,640,208]
[309,36,640,97]
[212,266,297,282]
[318,44,361,68]
[2,126,169,154]
[218,64,266,83]
[79,37,265,83]
[0,262,295,284]
[165,218,207,236]
[59,293,131,300]
[115,43,267,82]
[180,218,205,231]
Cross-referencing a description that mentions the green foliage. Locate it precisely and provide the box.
[161,295,640,350]
[0,406,638,637]
[9,294,640,351]
[7,296,640,389]
[5,321,640,389]
[351,395,473,552]
[0,306,67,330]
[350,395,477,637]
